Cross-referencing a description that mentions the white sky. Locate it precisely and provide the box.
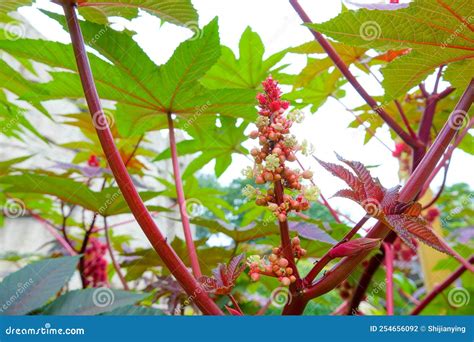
[19,0,473,221]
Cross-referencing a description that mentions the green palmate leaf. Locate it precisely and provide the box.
[155,116,249,177]
[289,41,367,88]
[158,176,232,220]
[287,70,346,112]
[77,0,198,27]
[309,0,474,99]
[41,289,147,315]
[0,15,256,137]
[201,27,287,89]
[0,256,79,315]
[0,173,160,216]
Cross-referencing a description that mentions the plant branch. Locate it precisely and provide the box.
[228,294,243,315]
[395,100,417,138]
[303,79,474,302]
[104,216,129,290]
[167,113,202,278]
[274,181,301,284]
[289,0,420,148]
[28,210,77,256]
[421,117,473,195]
[304,215,370,285]
[411,255,474,315]
[62,2,222,315]
[422,159,449,210]
[383,242,394,315]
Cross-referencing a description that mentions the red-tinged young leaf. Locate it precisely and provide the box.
[199,254,246,295]
[314,156,363,194]
[225,305,243,316]
[384,215,451,255]
[335,153,384,202]
[332,189,359,202]
[328,238,381,258]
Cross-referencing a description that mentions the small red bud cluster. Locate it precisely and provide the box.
[83,237,109,287]
[248,236,306,286]
[87,154,100,167]
[393,237,418,262]
[392,142,410,158]
[246,76,318,222]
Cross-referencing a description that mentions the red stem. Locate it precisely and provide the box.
[411,255,473,315]
[289,0,420,148]
[304,215,369,285]
[167,113,202,278]
[28,210,77,256]
[303,80,474,302]
[104,216,129,290]
[383,242,394,315]
[274,181,301,283]
[62,3,222,315]
[395,100,417,139]
[228,294,243,315]
[421,118,473,195]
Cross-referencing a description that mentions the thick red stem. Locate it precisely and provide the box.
[289,0,420,148]
[62,3,222,315]
[383,242,394,315]
[411,255,474,315]
[167,113,202,278]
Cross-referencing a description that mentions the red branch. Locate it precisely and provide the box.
[302,80,474,302]
[304,215,370,285]
[383,242,394,315]
[62,3,222,315]
[104,216,129,290]
[411,255,474,315]
[289,0,420,148]
[167,113,202,278]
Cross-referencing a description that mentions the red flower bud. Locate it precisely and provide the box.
[328,238,381,258]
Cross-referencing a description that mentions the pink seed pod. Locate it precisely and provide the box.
[328,238,382,258]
